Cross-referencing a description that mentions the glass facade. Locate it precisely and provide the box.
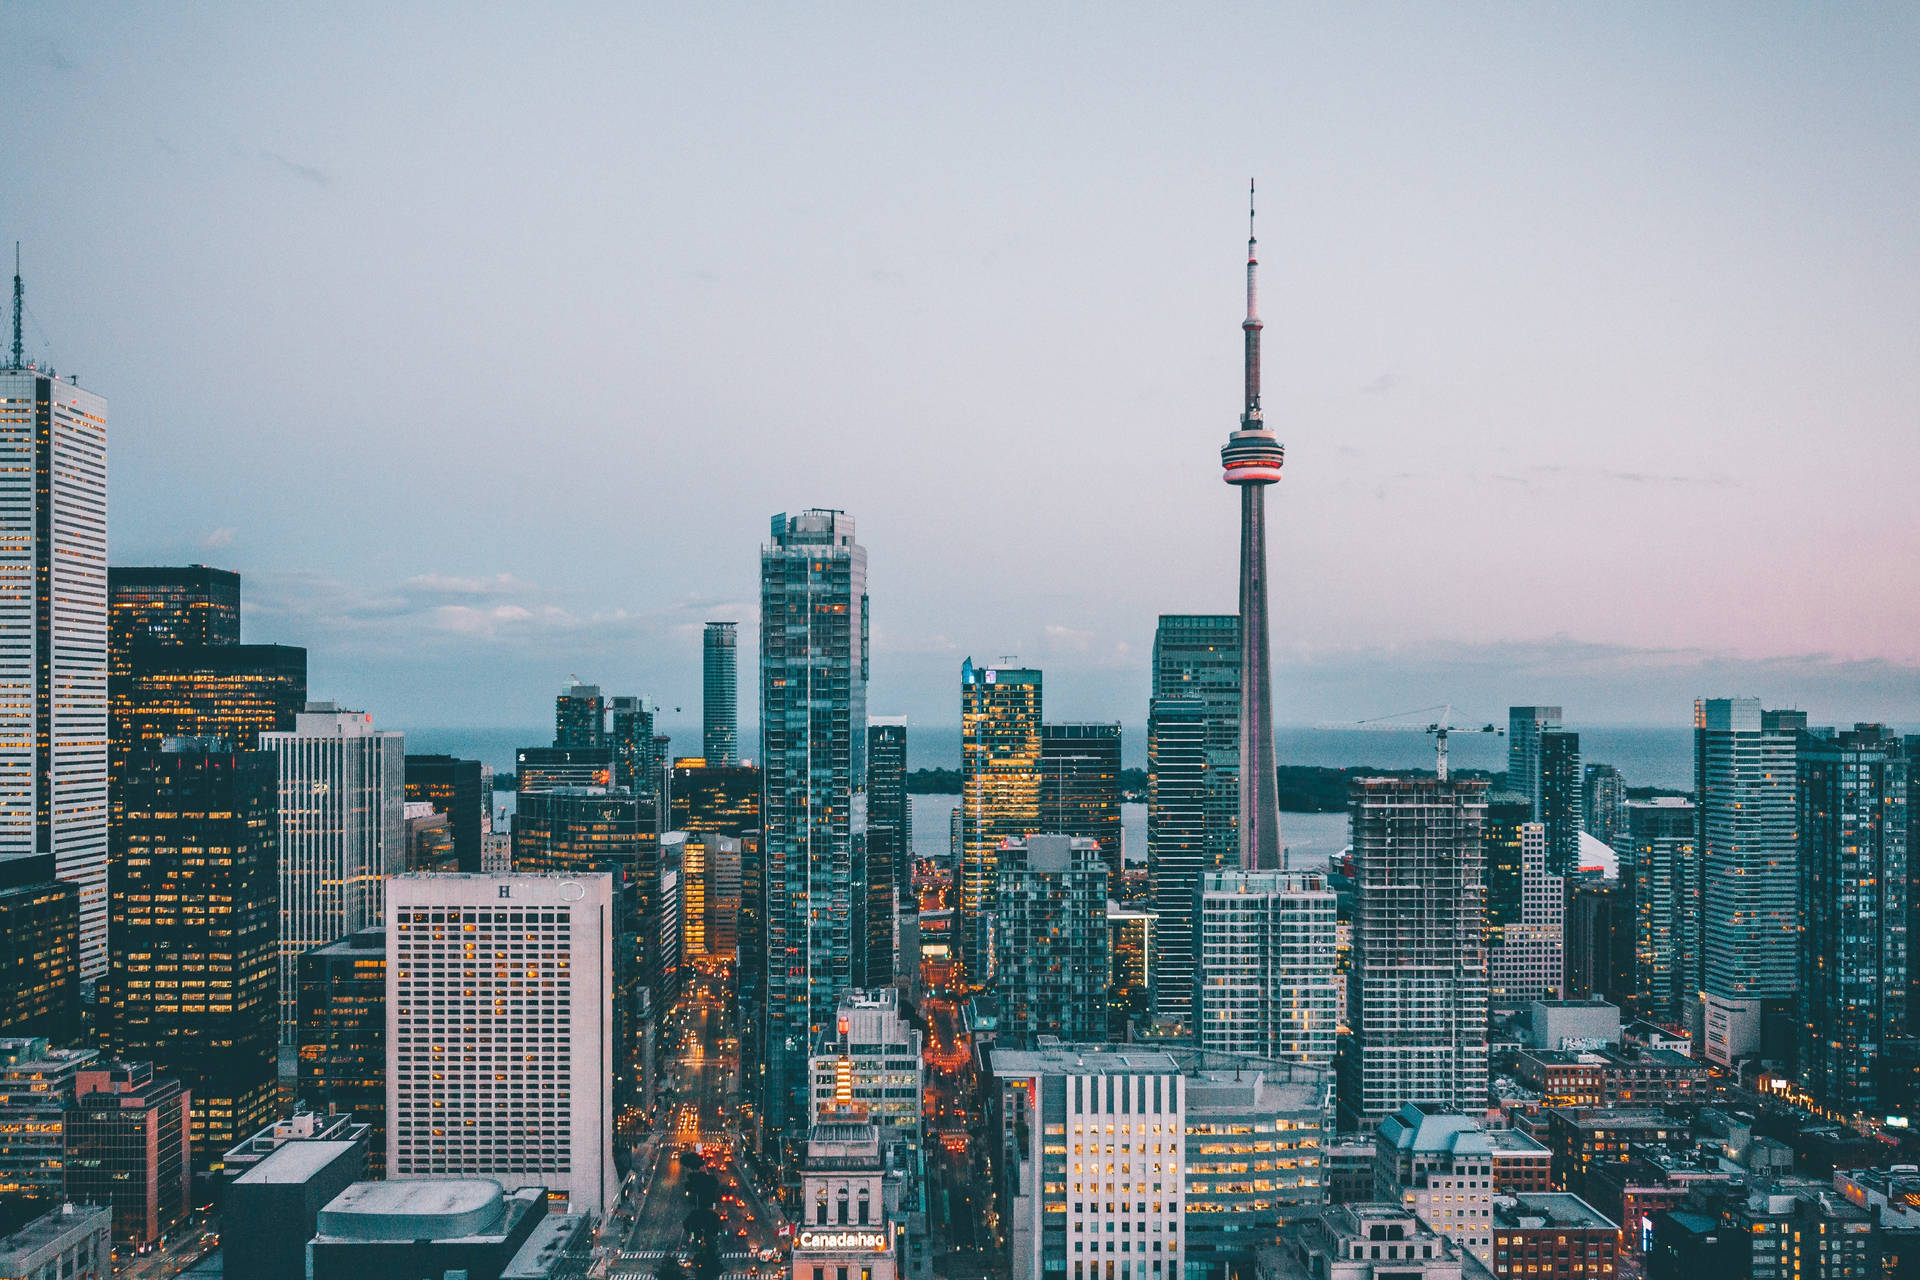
[1040,724,1124,894]
[403,754,484,872]
[295,927,387,1175]
[703,621,739,766]
[960,660,1041,985]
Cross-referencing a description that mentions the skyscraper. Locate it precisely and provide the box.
[554,681,606,750]
[1482,792,1531,959]
[1144,614,1236,875]
[112,643,307,771]
[0,868,78,1041]
[0,356,108,980]
[992,834,1108,1048]
[1194,869,1339,1066]
[108,565,240,654]
[1038,722,1123,891]
[1341,777,1489,1128]
[1616,797,1695,1022]
[958,659,1041,984]
[1583,763,1627,848]
[703,621,739,766]
[669,759,762,838]
[1797,724,1907,1111]
[260,704,405,1048]
[296,927,387,1175]
[1218,185,1285,872]
[108,740,279,1158]
[403,754,484,873]
[1507,707,1563,818]
[1694,698,1802,1066]
[607,695,657,797]
[386,873,617,1217]
[1147,692,1207,1025]
[1539,730,1583,879]
[511,785,657,1139]
[867,718,911,912]
[758,509,868,1149]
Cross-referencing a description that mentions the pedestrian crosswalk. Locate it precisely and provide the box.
[619,1250,757,1262]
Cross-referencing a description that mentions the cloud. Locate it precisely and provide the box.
[262,149,332,188]
[203,527,235,549]
[1362,372,1398,395]
[1042,624,1094,654]
[401,572,531,600]
[1492,463,1735,490]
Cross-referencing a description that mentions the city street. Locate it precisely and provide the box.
[605,968,788,1279]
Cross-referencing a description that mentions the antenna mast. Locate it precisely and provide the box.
[9,244,21,371]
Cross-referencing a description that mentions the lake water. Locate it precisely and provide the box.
[908,795,1349,872]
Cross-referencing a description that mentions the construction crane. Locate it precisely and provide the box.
[1333,703,1504,781]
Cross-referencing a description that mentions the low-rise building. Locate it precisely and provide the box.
[224,1137,367,1280]
[1488,1193,1618,1279]
[63,1061,191,1246]
[791,1121,899,1280]
[1257,1203,1471,1279]
[307,1179,586,1280]
[0,1039,96,1202]
[1373,1105,1494,1267]
[1544,1108,1685,1208]
[1324,1136,1377,1205]
[1525,999,1621,1052]
[1483,1128,1552,1195]
[0,1203,110,1280]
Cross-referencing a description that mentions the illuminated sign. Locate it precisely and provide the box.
[795,1231,889,1252]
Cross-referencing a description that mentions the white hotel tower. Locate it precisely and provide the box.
[0,264,109,981]
[262,702,404,1045]
[387,873,618,1218]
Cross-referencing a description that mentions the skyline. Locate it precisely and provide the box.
[8,6,1920,731]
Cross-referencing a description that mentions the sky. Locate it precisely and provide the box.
[6,4,1919,736]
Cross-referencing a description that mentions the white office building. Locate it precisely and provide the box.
[1488,823,1564,1002]
[262,703,404,1045]
[1195,870,1339,1067]
[0,366,108,980]
[386,873,617,1218]
[809,987,925,1163]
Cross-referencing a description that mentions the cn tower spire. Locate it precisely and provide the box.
[1220,180,1286,871]
[1243,180,1262,422]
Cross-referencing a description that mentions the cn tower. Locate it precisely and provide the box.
[1219,181,1285,871]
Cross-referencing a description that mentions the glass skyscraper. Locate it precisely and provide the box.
[1616,797,1696,1022]
[757,509,867,1152]
[1797,724,1907,1111]
[959,659,1041,985]
[1147,613,1239,1025]
[1038,722,1123,892]
[866,718,910,913]
[703,621,739,766]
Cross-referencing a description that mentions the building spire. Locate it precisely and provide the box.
[9,243,22,371]
[1242,180,1262,422]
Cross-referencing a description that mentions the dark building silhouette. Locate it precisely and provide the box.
[514,745,612,794]
[867,722,911,900]
[1040,722,1123,892]
[403,755,483,872]
[553,681,605,750]
[512,787,658,1142]
[1540,729,1584,879]
[64,1061,191,1246]
[108,565,240,655]
[704,622,739,766]
[669,761,761,838]
[608,696,658,798]
[107,741,279,1161]
[296,928,387,1176]
[0,861,79,1042]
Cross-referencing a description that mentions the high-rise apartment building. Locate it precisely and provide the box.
[511,786,657,1138]
[554,681,605,750]
[868,718,911,913]
[1583,763,1626,848]
[1483,793,1531,960]
[261,704,405,1047]
[703,621,739,766]
[1797,724,1908,1112]
[1536,729,1582,882]
[1487,822,1564,1003]
[759,509,868,1150]
[1341,777,1489,1128]
[1107,904,1154,1038]
[1039,723,1123,891]
[403,754,484,873]
[608,695,657,797]
[993,835,1108,1048]
[108,740,279,1158]
[296,927,387,1175]
[1150,614,1240,869]
[1194,870,1338,1066]
[1539,730,1583,879]
[386,873,617,1217]
[1694,698,1803,1066]
[1507,707,1562,819]
[0,364,107,981]
[959,659,1041,983]
[1616,798,1695,1022]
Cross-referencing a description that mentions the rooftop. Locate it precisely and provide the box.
[315,1179,520,1242]
[0,1204,109,1262]
[233,1139,359,1185]
[501,1212,589,1279]
[1493,1193,1617,1231]
[1483,1128,1551,1155]
[1379,1103,1493,1157]
[990,1039,1181,1078]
